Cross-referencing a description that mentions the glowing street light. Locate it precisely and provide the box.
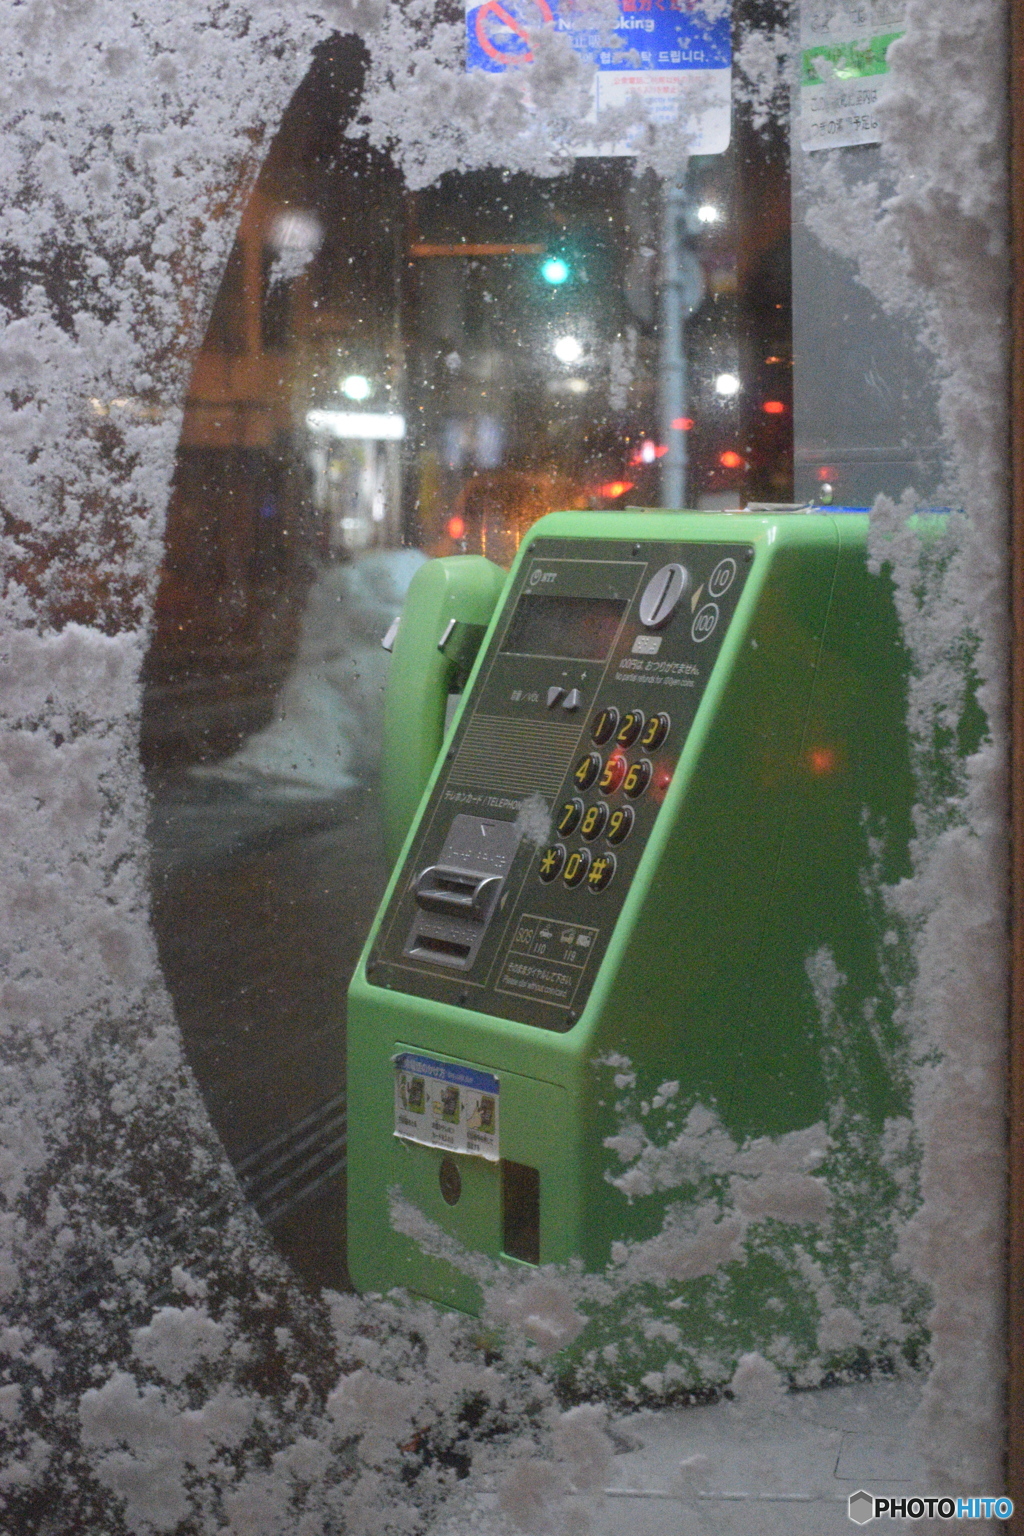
[341,374,372,402]
[696,204,721,224]
[714,372,740,397]
[553,335,583,364]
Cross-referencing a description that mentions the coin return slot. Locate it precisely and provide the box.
[502,1160,540,1265]
[410,934,473,963]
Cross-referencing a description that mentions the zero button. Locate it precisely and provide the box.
[563,848,591,888]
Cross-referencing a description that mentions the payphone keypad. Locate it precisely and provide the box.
[369,537,750,1030]
[539,707,664,894]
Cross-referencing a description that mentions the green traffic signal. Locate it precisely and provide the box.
[540,255,570,286]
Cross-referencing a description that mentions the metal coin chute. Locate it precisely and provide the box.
[638,561,690,628]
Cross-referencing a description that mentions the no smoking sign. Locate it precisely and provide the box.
[471,0,555,66]
[464,0,732,154]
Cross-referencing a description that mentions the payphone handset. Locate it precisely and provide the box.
[380,554,507,866]
[349,510,913,1377]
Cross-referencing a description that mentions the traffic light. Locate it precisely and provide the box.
[540,254,570,286]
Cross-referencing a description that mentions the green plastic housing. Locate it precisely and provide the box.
[347,511,913,1361]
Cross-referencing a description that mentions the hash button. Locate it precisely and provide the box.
[587,853,616,892]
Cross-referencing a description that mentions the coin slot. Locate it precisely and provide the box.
[435,873,482,897]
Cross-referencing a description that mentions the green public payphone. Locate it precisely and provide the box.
[347,510,914,1369]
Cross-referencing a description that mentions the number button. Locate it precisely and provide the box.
[538,844,566,882]
[590,706,619,746]
[640,712,670,751]
[587,853,616,893]
[623,759,652,799]
[599,752,627,795]
[563,848,591,888]
[616,710,644,748]
[580,802,609,841]
[557,798,583,836]
[607,805,634,845]
[573,752,601,791]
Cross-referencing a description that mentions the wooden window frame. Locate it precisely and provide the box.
[1010,0,1023,1518]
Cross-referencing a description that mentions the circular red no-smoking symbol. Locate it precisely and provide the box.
[474,0,555,65]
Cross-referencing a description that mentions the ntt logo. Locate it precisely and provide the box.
[848,1491,1014,1522]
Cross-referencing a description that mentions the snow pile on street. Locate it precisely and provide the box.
[194,548,425,798]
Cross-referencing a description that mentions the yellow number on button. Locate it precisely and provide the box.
[558,799,582,835]
[607,807,633,844]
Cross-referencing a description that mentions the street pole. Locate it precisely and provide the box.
[660,180,688,510]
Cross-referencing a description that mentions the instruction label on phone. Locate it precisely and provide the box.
[394,1053,500,1161]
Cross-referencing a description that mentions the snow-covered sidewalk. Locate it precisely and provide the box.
[431,1377,926,1535]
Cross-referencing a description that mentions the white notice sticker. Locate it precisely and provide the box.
[394,1053,500,1161]
[799,0,906,152]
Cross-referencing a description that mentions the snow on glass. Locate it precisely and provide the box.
[0,0,1008,1531]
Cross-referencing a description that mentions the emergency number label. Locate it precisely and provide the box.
[394,1053,500,1161]
[496,914,597,1007]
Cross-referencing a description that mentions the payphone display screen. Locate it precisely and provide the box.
[367,536,751,1031]
[501,594,628,661]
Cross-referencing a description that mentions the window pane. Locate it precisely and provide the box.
[143,29,795,1290]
